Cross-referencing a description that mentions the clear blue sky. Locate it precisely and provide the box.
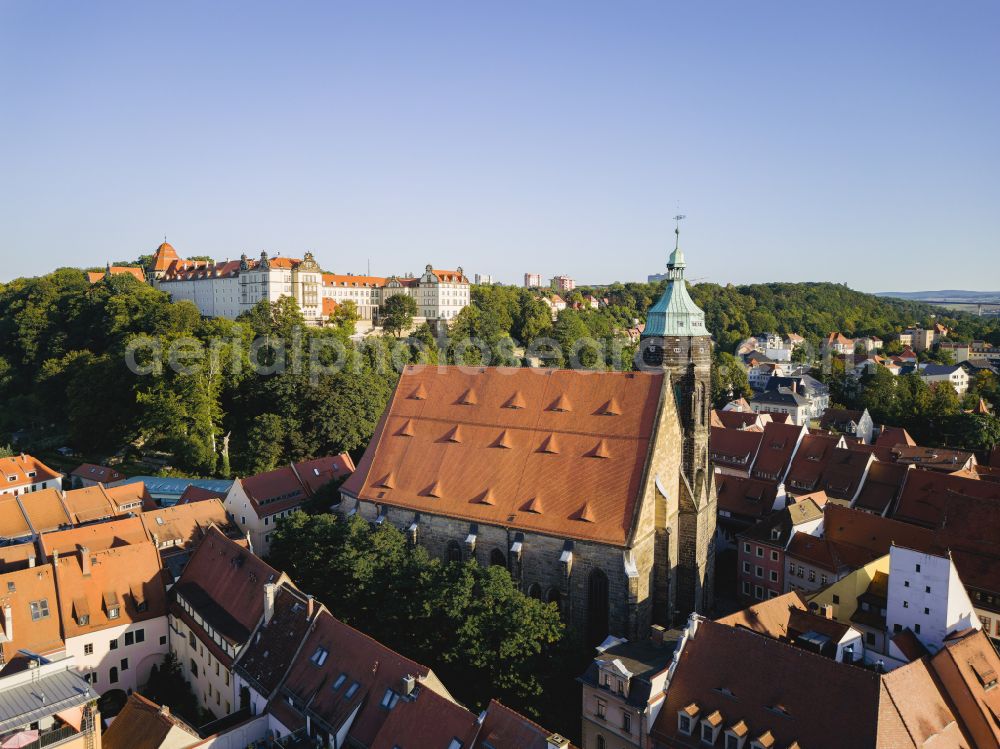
[1,0,998,290]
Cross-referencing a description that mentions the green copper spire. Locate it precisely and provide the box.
[642,216,706,338]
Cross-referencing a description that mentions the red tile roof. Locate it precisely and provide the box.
[650,619,882,748]
[0,454,61,488]
[716,592,808,639]
[473,699,572,749]
[240,454,354,517]
[177,484,226,504]
[52,540,169,640]
[710,427,764,471]
[713,410,765,431]
[276,608,433,747]
[140,499,235,554]
[323,273,387,288]
[102,693,199,749]
[70,463,125,484]
[17,488,72,532]
[715,475,779,521]
[750,422,805,481]
[893,471,1000,528]
[369,686,480,749]
[928,628,1000,747]
[785,434,843,493]
[0,541,36,573]
[39,516,148,558]
[342,366,666,546]
[876,427,917,449]
[0,563,64,668]
[171,527,284,665]
[853,461,910,515]
[87,266,146,284]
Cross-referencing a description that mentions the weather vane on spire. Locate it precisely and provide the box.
[673,213,686,250]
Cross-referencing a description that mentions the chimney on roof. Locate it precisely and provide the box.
[820,603,834,619]
[306,594,314,619]
[547,734,571,749]
[650,623,666,647]
[27,552,35,569]
[2,603,12,640]
[159,704,170,717]
[263,582,276,625]
[80,546,91,576]
[52,550,59,567]
[401,674,416,696]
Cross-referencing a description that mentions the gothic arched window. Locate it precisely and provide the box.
[446,540,462,563]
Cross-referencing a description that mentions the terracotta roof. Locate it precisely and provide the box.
[140,499,235,554]
[750,422,805,481]
[710,427,764,470]
[928,628,1000,747]
[713,410,766,431]
[177,484,226,504]
[785,434,843,493]
[234,583,315,697]
[891,445,976,473]
[241,454,354,517]
[473,699,573,749]
[650,619,881,748]
[0,454,61,488]
[276,608,434,747]
[878,657,969,748]
[876,427,917,448]
[69,463,125,484]
[815,448,873,501]
[430,269,469,283]
[854,461,910,515]
[824,505,940,561]
[323,273,387,287]
[891,628,930,662]
[87,266,146,284]
[369,685,480,749]
[0,563,64,668]
[171,527,283,665]
[102,693,199,749]
[715,475,779,522]
[16,488,72,533]
[150,241,180,271]
[893,471,1000,529]
[342,366,666,546]
[39,516,148,558]
[0,542,36,573]
[321,297,338,317]
[717,592,808,639]
[52,541,168,640]
[0,495,31,539]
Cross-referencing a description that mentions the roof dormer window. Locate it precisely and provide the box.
[678,704,699,736]
[310,647,328,666]
[701,711,722,744]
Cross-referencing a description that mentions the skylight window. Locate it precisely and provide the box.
[332,673,347,690]
[380,688,399,709]
[310,647,328,666]
[344,682,360,699]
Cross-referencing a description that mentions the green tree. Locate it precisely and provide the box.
[330,299,360,335]
[381,294,417,338]
[711,351,752,406]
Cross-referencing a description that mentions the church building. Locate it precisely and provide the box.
[340,229,716,641]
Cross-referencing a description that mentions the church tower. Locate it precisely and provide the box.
[639,217,716,618]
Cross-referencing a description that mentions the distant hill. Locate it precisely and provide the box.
[878,290,1000,303]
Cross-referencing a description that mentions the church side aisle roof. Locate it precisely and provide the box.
[341,366,666,545]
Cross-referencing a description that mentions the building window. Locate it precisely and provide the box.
[916,564,921,572]
[29,599,50,620]
[756,546,764,558]
[770,570,778,583]
[743,543,750,554]
[770,550,779,562]
[915,623,921,634]
[160,635,167,646]
[866,632,876,645]
[136,629,145,643]
[596,698,606,719]
[190,660,198,678]
[110,667,118,684]
[924,607,930,615]
[623,712,632,733]
[755,586,764,600]
[110,639,118,650]
[755,566,763,578]
[84,643,94,655]
[124,632,134,646]
[742,581,751,595]
[833,594,840,604]
[120,658,129,671]
[743,562,751,573]
[821,575,828,586]
[903,601,909,608]
[679,714,693,735]
[597,736,606,749]
[925,586,931,593]
[808,570,816,582]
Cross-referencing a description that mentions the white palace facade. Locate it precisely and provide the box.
[146,242,469,327]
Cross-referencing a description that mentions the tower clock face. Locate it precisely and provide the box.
[641,344,663,367]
